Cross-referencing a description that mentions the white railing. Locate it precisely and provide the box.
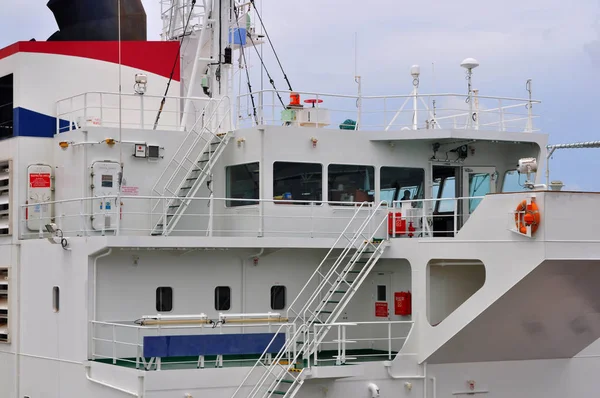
[160,0,206,40]
[237,90,541,133]
[55,92,212,133]
[19,195,488,240]
[90,318,290,370]
[311,321,414,365]
[19,196,388,239]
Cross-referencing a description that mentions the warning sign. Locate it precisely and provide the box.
[121,186,139,196]
[29,173,51,188]
[375,302,388,318]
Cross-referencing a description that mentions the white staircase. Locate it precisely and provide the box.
[231,202,390,398]
[151,97,232,236]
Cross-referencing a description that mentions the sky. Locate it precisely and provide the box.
[1,0,600,190]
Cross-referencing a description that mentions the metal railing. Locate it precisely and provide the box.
[19,195,489,240]
[311,321,414,365]
[19,196,388,239]
[55,92,213,133]
[237,90,541,133]
[90,318,291,370]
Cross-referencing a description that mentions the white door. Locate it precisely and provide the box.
[462,167,497,220]
[372,272,392,320]
[370,272,392,352]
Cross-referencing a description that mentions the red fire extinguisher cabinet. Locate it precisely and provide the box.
[394,291,412,316]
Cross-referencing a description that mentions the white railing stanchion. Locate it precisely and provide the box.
[453,199,458,236]
[388,322,392,360]
[112,324,117,365]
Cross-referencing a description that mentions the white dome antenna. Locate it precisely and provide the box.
[460,57,480,71]
[461,57,479,128]
[410,65,420,88]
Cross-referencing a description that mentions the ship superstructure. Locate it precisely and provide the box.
[1,1,600,398]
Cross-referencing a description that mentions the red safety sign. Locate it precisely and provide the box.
[375,302,389,318]
[29,173,51,188]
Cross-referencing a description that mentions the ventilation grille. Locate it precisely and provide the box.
[0,268,9,343]
[0,160,11,236]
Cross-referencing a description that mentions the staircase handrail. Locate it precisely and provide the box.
[157,108,232,235]
[307,213,389,353]
[286,201,373,321]
[161,101,232,199]
[150,96,230,200]
[230,323,306,398]
[298,201,389,324]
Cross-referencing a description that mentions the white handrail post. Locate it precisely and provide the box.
[342,324,347,364]
[115,196,121,236]
[272,91,275,124]
[135,327,141,369]
[38,204,43,239]
[453,199,458,236]
[388,322,392,360]
[499,99,505,131]
[140,94,145,129]
[91,322,95,360]
[310,201,314,238]
[336,325,341,365]
[208,195,214,237]
[101,196,106,236]
[112,324,117,364]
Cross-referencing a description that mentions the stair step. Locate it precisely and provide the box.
[325,300,340,304]
[331,290,347,294]
[320,311,333,314]
[268,391,287,395]
[277,379,294,384]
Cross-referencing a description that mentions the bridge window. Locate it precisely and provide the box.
[215,286,231,311]
[380,167,424,206]
[0,74,13,140]
[270,285,286,310]
[328,164,374,205]
[156,287,173,312]
[273,162,322,204]
[226,162,260,207]
[502,170,534,192]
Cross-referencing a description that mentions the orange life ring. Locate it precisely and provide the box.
[514,199,540,234]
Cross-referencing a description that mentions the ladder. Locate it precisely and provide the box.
[230,202,390,398]
[150,97,232,236]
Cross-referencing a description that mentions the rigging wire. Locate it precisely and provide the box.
[153,0,197,130]
[233,4,258,124]
[249,0,293,92]
[246,27,286,108]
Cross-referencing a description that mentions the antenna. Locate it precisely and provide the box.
[461,57,479,128]
[354,32,358,77]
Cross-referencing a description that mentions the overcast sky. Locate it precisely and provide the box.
[2,0,600,189]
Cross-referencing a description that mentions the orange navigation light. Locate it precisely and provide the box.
[289,92,300,106]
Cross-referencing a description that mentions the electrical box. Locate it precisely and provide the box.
[134,144,147,158]
[91,161,122,231]
[148,145,160,159]
[296,108,331,128]
[26,164,53,231]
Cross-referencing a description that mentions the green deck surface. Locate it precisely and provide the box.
[93,349,396,371]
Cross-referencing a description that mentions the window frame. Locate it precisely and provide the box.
[327,163,375,207]
[270,285,287,310]
[225,162,260,207]
[155,286,173,312]
[272,161,324,205]
[379,166,425,207]
[215,286,232,311]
